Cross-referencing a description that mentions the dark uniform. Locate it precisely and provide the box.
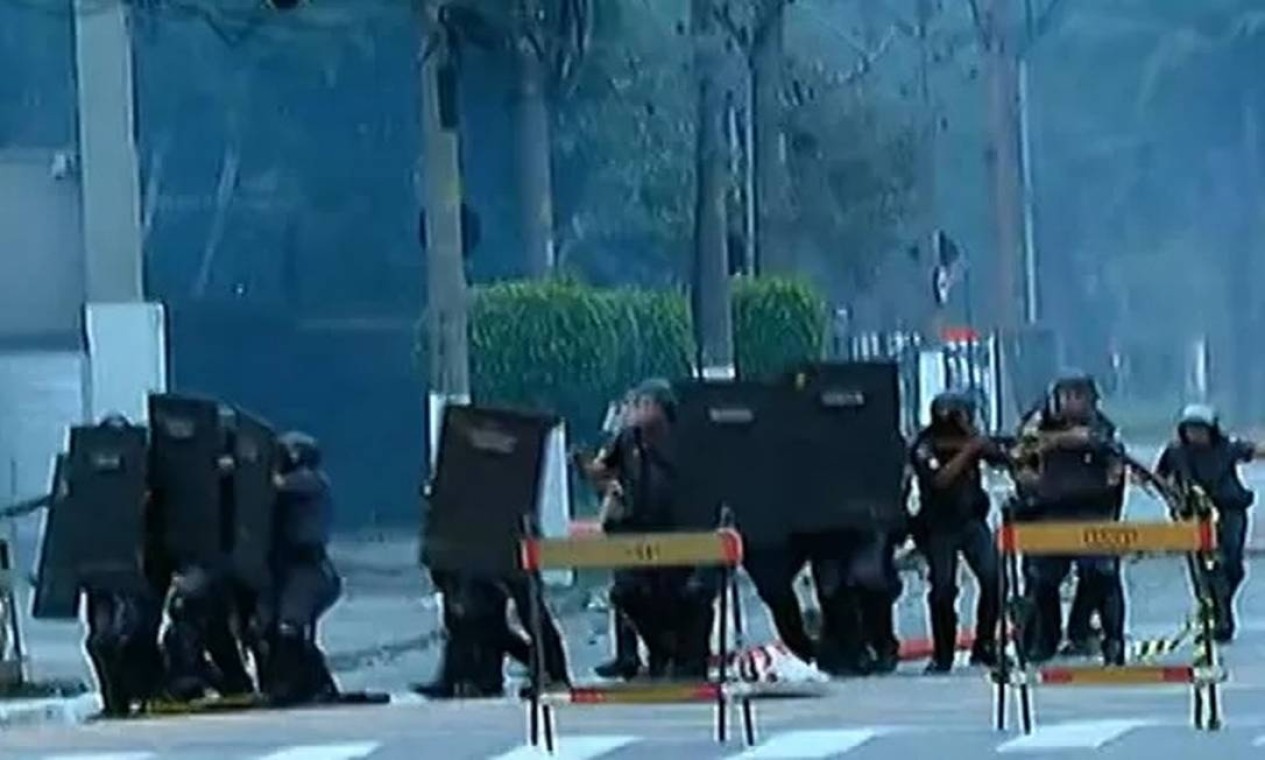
[260,432,341,704]
[159,411,254,702]
[1014,374,1127,665]
[1156,404,1258,642]
[909,391,1003,673]
[81,416,169,717]
[596,379,715,678]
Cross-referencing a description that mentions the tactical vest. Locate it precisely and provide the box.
[1165,442,1254,511]
[1034,418,1120,513]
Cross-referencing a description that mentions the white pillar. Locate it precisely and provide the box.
[74,0,144,303]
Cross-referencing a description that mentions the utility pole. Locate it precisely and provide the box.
[916,0,941,341]
[74,0,144,303]
[420,2,471,461]
[983,0,1023,332]
[690,0,735,379]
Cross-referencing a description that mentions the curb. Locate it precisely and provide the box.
[0,692,100,729]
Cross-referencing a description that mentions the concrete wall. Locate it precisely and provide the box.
[0,149,84,344]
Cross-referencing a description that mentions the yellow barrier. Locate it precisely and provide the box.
[993,515,1224,735]
[518,526,759,753]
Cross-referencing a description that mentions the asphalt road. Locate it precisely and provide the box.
[8,599,1265,760]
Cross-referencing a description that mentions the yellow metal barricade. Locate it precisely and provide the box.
[993,517,1223,734]
[519,527,759,752]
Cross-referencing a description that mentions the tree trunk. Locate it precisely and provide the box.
[420,1,471,463]
[985,0,1024,331]
[751,0,791,275]
[516,0,556,278]
[690,0,734,379]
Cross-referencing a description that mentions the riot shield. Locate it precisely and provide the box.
[148,394,225,566]
[671,381,793,546]
[32,453,79,619]
[784,362,906,533]
[229,409,278,591]
[52,425,149,601]
[423,405,557,577]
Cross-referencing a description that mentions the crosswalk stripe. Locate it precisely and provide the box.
[489,735,639,760]
[41,755,154,760]
[725,730,881,759]
[996,720,1149,753]
[254,742,381,760]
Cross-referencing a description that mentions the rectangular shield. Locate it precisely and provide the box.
[784,362,907,533]
[671,381,794,546]
[60,425,149,596]
[32,453,79,619]
[148,394,225,565]
[423,405,558,576]
[228,409,278,591]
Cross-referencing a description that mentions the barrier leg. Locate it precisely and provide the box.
[716,567,730,744]
[995,537,1009,732]
[731,574,755,747]
[1004,549,1033,734]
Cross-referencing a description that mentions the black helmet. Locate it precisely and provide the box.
[633,378,677,422]
[930,390,976,425]
[1048,370,1099,417]
[278,431,321,472]
[98,412,130,429]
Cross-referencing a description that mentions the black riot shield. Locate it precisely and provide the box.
[148,394,225,566]
[671,381,793,547]
[423,405,557,577]
[44,425,150,604]
[783,362,906,533]
[32,453,79,619]
[229,410,278,591]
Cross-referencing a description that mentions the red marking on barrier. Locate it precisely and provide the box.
[1198,520,1215,552]
[717,528,744,565]
[1038,665,1194,685]
[567,684,721,704]
[998,525,1017,554]
[942,326,978,343]
[520,539,542,571]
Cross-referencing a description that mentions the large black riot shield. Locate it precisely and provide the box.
[40,425,150,607]
[784,362,906,533]
[32,453,79,619]
[423,405,557,577]
[229,410,278,591]
[148,394,225,566]
[672,381,792,547]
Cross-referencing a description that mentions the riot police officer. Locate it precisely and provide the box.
[584,390,647,680]
[82,414,168,716]
[261,432,341,705]
[588,379,714,678]
[1156,404,1263,642]
[1014,373,1128,666]
[909,391,1003,673]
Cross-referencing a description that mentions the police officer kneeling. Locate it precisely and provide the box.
[1015,373,1127,666]
[910,391,1003,673]
[1157,404,1264,643]
[261,432,341,705]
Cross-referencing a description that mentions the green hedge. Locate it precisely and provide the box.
[462,277,826,445]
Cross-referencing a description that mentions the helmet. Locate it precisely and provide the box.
[98,412,130,429]
[1048,370,1099,418]
[633,378,677,422]
[1178,404,1220,439]
[277,431,322,472]
[930,390,976,424]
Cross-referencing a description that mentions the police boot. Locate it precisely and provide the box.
[594,613,642,680]
[86,637,128,717]
[1101,638,1125,667]
[925,601,957,674]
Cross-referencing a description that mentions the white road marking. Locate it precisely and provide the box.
[725,729,882,759]
[255,742,381,760]
[996,720,1149,753]
[489,735,639,760]
[41,754,154,760]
